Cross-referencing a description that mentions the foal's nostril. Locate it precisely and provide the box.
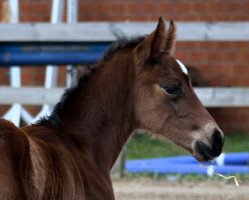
[211,129,224,149]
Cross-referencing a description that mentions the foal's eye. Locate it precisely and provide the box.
[164,84,182,96]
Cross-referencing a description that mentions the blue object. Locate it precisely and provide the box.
[125,152,249,175]
[0,52,103,66]
[0,42,111,66]
[218,152,249,165]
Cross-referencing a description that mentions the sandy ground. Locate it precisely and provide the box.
[113,179,249,200]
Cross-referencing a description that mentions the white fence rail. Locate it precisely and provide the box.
[1,87,249,107]
[1,22,249,42]
[195,88,249,107]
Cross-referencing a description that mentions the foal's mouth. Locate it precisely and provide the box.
[194,141,222,162]
[189,127,225,162]
[193,135,225,162]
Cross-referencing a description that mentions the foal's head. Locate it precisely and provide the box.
[132,18,224,162]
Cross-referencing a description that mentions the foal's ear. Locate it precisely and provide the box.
[164,20,176,56]
[134,17,166,67]
[151,17,166,55]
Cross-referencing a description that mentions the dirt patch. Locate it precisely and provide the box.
[113,178,249,200]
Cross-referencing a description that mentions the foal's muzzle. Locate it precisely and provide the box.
[195,128,224,162]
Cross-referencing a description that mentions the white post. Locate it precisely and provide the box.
[66,0,78,87]
[3,0,22,127]
[67,0,78,23]
[22,0,65,124]
[34,0,65,122]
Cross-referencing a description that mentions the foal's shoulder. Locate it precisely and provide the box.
[0,119,32,199]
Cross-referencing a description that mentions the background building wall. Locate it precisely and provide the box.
[1,0,249,133]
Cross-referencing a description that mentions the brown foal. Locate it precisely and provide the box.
[0,18,224,199]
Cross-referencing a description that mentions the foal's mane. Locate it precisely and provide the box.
[36,36,145,129]
[103,36,145,60]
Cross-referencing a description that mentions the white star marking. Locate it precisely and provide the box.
[176,59,188,75]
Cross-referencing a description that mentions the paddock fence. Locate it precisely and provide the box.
[1,22,249,109]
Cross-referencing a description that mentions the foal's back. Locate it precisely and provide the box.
[24,124,86,200]
[0,118,31,199]
[0,119,113,200]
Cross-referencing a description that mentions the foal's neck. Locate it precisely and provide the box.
[61,57,136,172]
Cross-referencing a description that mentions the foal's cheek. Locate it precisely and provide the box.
[134,97,165,132]
[134,82,179,133]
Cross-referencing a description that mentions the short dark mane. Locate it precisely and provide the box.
[36,36,145,128]
[103,36,145,60]
[36,86,80,128]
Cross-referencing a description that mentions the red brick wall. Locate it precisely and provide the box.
[1,0,249,133]
[18,0,249,22]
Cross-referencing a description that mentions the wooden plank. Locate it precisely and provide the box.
[1,87,249,107]
[0,23,116,42]
[0,87,64,105]
[114,22,249,41]
[195,87,249,107]
[0,22,249,42]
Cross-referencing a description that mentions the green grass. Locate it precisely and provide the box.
[126,132,249,160]
[126,134,186,160]
[223,131,249,152]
